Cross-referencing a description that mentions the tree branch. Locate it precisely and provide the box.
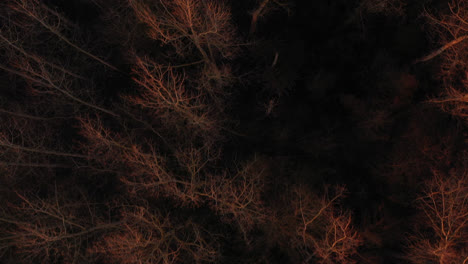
[413,35,468,63]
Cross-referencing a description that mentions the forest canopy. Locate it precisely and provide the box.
[0,0,467,263]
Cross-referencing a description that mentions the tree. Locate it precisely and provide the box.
[2,0,120,72]
[292,186,362,264]
[0,0,119,118]
[0,190,119,263]
[0,0,376,262]
[80,115,268,235]
[90,205,218,264]
[127,56,219,135]
[128,0,237,62]
[0,102,87,188]
[415,0,468,119]
[406,170,468,264]
[128,0,238,97]
[203,157,269,242]
[264,185,362,263]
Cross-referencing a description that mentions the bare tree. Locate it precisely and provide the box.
[80,116,190,201]
[127,56,218,135]
[0,106,87,187]
[0,54,118,117]
[128,0,239,97]
[415,0,468,64]
[0,0,122,122]
[406,170,468,264]
[0,1,370,263]
[203,158,269,242]
[80,115,271,245]
[128,0,237,62]
[0,190,119,263]
[3,0,120,72]
[261,185,362,263]
[89,205,218,264]
[292,185,362,263]
[414,0,468,119]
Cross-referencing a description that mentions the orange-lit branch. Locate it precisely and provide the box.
[418,0,468,120]
[291,186,362,263]
[129,0,237,62]
[90,206,217,264]
[8,0,120,72]
[205,160,267,226]
[128,57,217,132]
[0,192,119,263]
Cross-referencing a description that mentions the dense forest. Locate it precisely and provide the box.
[0,0,467,263]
